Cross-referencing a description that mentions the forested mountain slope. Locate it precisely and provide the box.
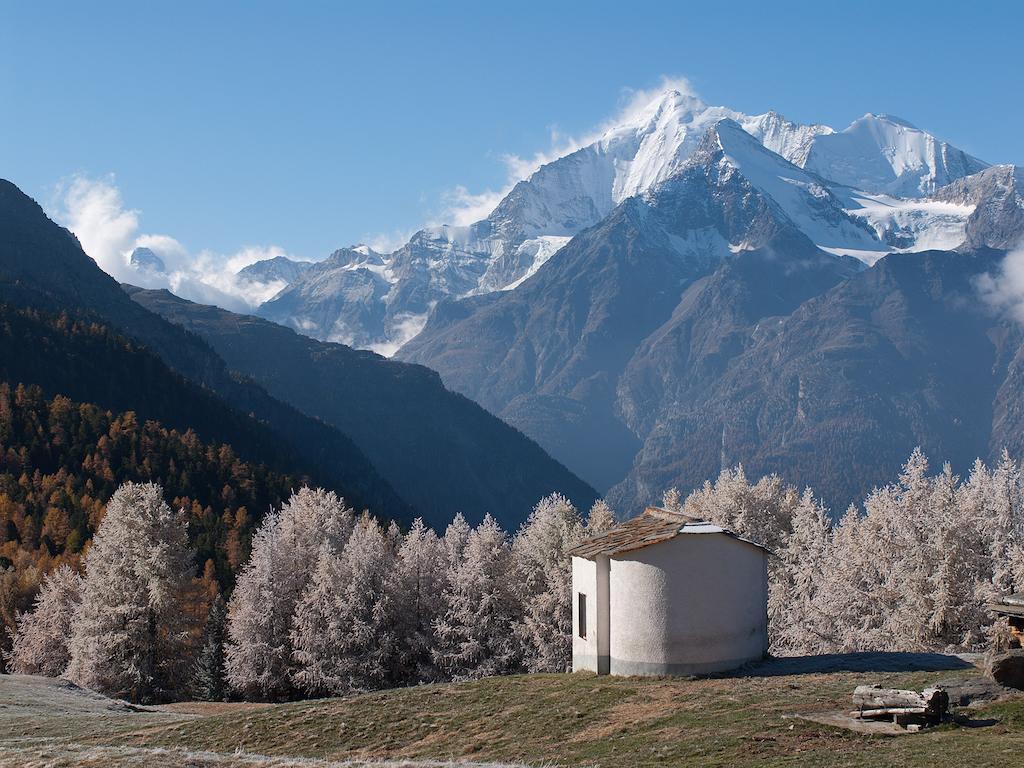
[0,179,404,519]
[0,378,295,581]
[127,287,597,528]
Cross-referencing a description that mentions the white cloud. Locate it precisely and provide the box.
[438,185,509,228]
[977,247,1024,324]
[50,175,140,281]
[435,75,701,227]
[49,174,304,312]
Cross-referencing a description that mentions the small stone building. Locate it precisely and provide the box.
[568,506,769,676]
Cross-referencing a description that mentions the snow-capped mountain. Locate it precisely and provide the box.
[397,117,866,492]
[395,106,1024,514]
[260,89,999,353]
[129,246,166,274]
[258,246,395,352]
[236,255,312,285]
[801,113,989,197]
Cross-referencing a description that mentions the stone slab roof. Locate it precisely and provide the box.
[567,506,769,559]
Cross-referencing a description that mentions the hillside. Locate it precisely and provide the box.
[125,287,597,529]
[0,300,393,516]
[1,657,1021,767]
[0,378,297,577]
[610,248,1024,511]
[0,179,406,520]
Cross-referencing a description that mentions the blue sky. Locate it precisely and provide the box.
[2,0,1021,263]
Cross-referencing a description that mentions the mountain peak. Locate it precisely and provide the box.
[129,246,166,274]
[615,88,708,132]
[803,112,988,196]
[236,255,313,285]
[709,117,755,144]
[258,96,994,355]
[325,245,386,267]
[864,113,919,129]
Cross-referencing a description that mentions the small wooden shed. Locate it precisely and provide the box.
[990,593,1024,646]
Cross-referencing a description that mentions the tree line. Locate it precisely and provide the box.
[6,447,1024,703]
[5,482,613,702]
[0,381,301,666]
[672,447,1024,654]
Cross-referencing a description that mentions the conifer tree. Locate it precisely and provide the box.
[6,564,82,676]
[291,513,396,694]
[512,494,585,671]
[661,487,682,513]
[225,487,354,700]
[442,512,472,571]
[985,451,1024,597]
[286,544,343,696]
[928,464,987,648]
[388,518,445,683]
[768,488,832,654]
[434,514,519,679]
[190,591,228,701]
[815,504,872,652]
[585,499,616,534]
[66,482,193,702]
[680,467,795,552]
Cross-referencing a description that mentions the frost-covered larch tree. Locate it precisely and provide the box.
[286,544,344,696]
[442,512,472,571]
[681,466,795,553]
[291,513,396,694]
[928,463,988,648]
[768,488,832,655]
[884,448,936,649]
[585,499,617,535]
[434,514,519,679]
[388,518,445,683]
[66,482,193,702]
[827,483,911,651]
[225,487,354,700]
[5,564,82,676]
[512,493,585,672]
[811,449,1006,654]
[661,487,683,513]
[984,451,1024,598]
[963,453,1024,647]
[815,504,874,652]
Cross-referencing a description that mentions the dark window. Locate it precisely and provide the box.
[578,592,587,639]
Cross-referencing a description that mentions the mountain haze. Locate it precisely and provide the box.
[127,286,597,529]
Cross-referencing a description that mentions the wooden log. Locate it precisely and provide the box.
[853,686,927,709]
[852,685,948,725]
